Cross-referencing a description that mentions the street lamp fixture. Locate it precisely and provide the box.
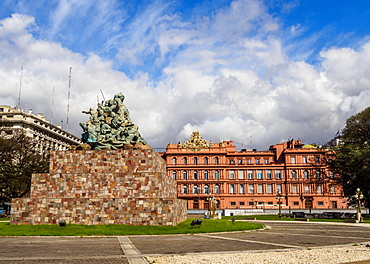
[276,191,283,219]
[355,188,364,223]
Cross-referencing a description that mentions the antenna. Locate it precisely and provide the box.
[51,86,55,124]
[100,89,106,102]
[66,67,72,132]
[17,63,23,109]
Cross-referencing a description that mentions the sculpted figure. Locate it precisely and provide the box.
[80,93,147,149]
[182,131,209,149]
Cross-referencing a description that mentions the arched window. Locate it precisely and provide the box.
[214,157,219,165]
[303,170,309,179]
[183,157,187,165]
[172,171,177,180]
[172,157,177,165]
[214,185,220,194]
[194,171,198,180]
[193,185,199,194]
[193,157,198,165]
[204,185,210,194]
[292,171,297,179]
[204,157,208,165]
[182,185,188,194]
[204,170,209,180]
[183,171,187,180]
[214,170,220,180]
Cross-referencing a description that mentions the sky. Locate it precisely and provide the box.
[0,0,370,150]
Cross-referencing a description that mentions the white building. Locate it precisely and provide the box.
[0,105,82,151]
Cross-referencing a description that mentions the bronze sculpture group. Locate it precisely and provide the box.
[80,93,147,150]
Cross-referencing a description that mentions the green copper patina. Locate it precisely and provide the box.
[79,93,147,150]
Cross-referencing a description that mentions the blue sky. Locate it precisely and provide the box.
[1,0,370,149]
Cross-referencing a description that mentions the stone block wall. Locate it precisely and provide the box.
[10,149,187,225]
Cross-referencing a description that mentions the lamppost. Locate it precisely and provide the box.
[276,191,283,219]
[355,188,364,222]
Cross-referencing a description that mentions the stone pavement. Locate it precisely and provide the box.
[1,221,370,263]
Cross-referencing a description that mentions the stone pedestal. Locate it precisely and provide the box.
[10,149,187,225]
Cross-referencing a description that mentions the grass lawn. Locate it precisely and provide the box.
[0,218,263,236]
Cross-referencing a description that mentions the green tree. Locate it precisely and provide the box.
[328,107,370,204]
[0,130,49,203]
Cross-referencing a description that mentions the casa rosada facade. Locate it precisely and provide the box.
[161,132,347,211]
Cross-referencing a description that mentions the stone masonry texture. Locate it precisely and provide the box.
[10,149,187,225]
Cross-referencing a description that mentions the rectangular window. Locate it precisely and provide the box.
[239,184,245,194]
[267,184,272,194]
[230,202,236,205]
[257,170,263,179]
[247,159,251,164]
[256,159,260,164]
[293,201,299,205]
[229,170,235,179]
[268,202,273,205]
[291,157,296,164]
[249,184,254,194]
[239,202,245,205]
[230,184,235,194]
[265,159,269,164]
[317,185,322,194]
[276,170,282,179]
[303,157,308,163]
[247,170,253,179]
[292,185,297,194]
[305,186,310,194]
[318,201,324,206]
[266,170,272,179]
[238,159,243,164]
[331,186,335,194]
[229,159,235,165]
[276,184,282,194]
[249,201,254,206]
[238,170,244,179]
[257,184,263,194]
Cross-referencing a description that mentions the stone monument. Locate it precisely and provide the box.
[10,93,187,225]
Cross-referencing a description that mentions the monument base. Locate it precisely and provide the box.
[11,197,186,225]
[10,149,187,225]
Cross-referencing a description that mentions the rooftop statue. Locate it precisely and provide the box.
[79,93,147,150]
[182,131,209,149]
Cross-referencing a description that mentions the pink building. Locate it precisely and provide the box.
[161,132,347,210]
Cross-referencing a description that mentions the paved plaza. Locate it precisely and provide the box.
[1,221,370,263]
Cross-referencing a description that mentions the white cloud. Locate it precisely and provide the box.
[1,0,370,150]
